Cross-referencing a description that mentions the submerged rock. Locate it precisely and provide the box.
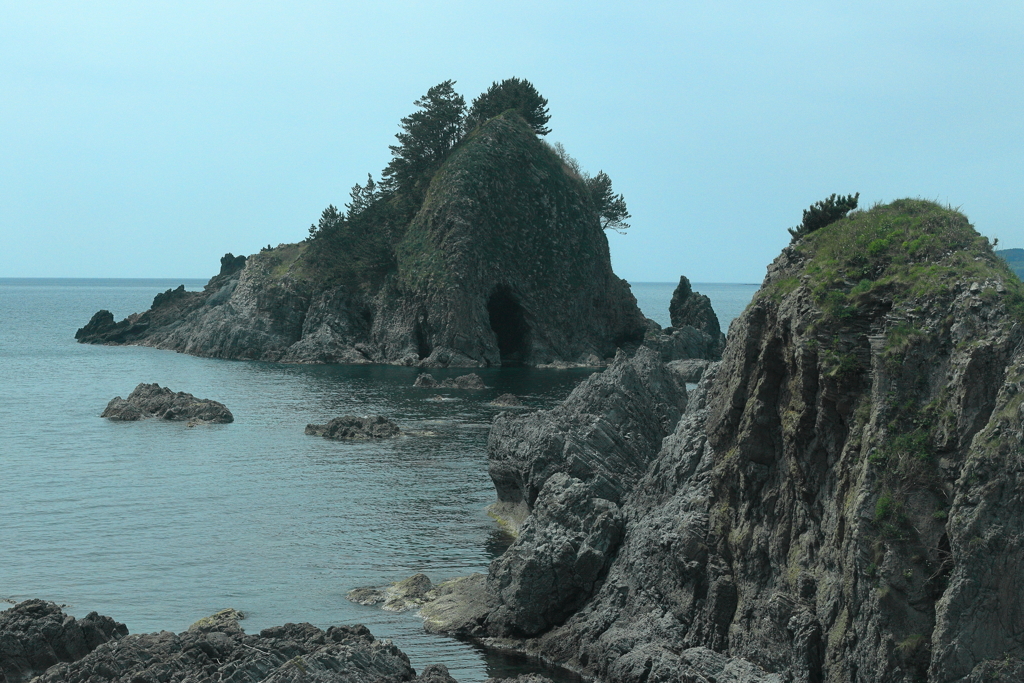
[415,373,487,389]
[490,393,523,407]
[101,383,233,423]
[305,415,400,440]
[0,599,127,683]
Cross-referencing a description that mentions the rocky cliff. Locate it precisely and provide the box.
[76,113,656,368]
[425,199,1024,683]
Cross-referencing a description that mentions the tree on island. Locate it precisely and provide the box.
[587,171,631,233]
[552,143,631,233]
[383,80,466,202]
[466,77,551,136]
[788,192,860,242]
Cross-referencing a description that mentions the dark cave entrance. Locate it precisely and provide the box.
[487,287,530,366]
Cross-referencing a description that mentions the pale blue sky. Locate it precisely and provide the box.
[2,1,1021,283]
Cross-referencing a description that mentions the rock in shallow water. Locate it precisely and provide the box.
[305,415,400,439]
[101,383,233,423]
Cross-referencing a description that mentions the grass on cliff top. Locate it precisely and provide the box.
[764,198,1024,320]
[254,242,312,282]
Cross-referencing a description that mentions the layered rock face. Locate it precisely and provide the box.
[487,346,687,531]
[75,114,647,368]
[437,200,1024,683]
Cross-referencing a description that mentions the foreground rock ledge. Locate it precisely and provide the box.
[101,383,233,423]
[2,600,461,683]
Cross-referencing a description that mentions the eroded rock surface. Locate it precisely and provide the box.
[487,345,686,533]
[33,618,418,683]
[0,599,127,683]
[305,415,400,440]
[101,383,233,423]
[485,200,1024,683]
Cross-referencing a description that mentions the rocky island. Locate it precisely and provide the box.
[75,79,722,369]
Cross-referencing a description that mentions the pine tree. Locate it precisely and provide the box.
[382,80,466,202]
[467,77,551,136]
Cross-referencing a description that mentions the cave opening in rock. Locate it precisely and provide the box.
[488,287,530,365]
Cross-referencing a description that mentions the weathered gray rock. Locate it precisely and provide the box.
[667,358,712,383]
[346,574,434,613]
[485,474,624,636]
[420,574,495,636]
[492,201,1024,683]
[75,115,648,368]
[490,393,523,407]
[32,614,418,683]
[487,345,686,533]
[0,599,127,683]
[187,608,244,635]
[101,383,233,423]
[305,415,400,440]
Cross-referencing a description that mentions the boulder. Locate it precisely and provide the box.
[667,358,712,383]
[101,383,233,423]
[305,415,400,439]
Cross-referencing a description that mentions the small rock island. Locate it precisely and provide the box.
[74,80,722,369]
[102,383,233,423]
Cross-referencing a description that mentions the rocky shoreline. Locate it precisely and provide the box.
[29,199,1024,682]
[344,200,1024,683]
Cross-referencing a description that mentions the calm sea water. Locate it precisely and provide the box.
[0,278,756,682]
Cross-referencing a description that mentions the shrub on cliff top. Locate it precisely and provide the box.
[788,192,860,242]
[768,198,1024,319]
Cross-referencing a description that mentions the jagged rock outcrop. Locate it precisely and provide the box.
[486,345,687,533]
[0,600,127,683]
[101,383,233,423]
[670,275,722,337]
[465,199,1024,683]
[305,415,400,440]
[641,276,727,362]
[75,113,647,368]
[32,616,420,683]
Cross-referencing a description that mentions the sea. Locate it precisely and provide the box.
[0,278,758,682]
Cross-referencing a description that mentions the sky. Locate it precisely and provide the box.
[1,1,1022,283]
